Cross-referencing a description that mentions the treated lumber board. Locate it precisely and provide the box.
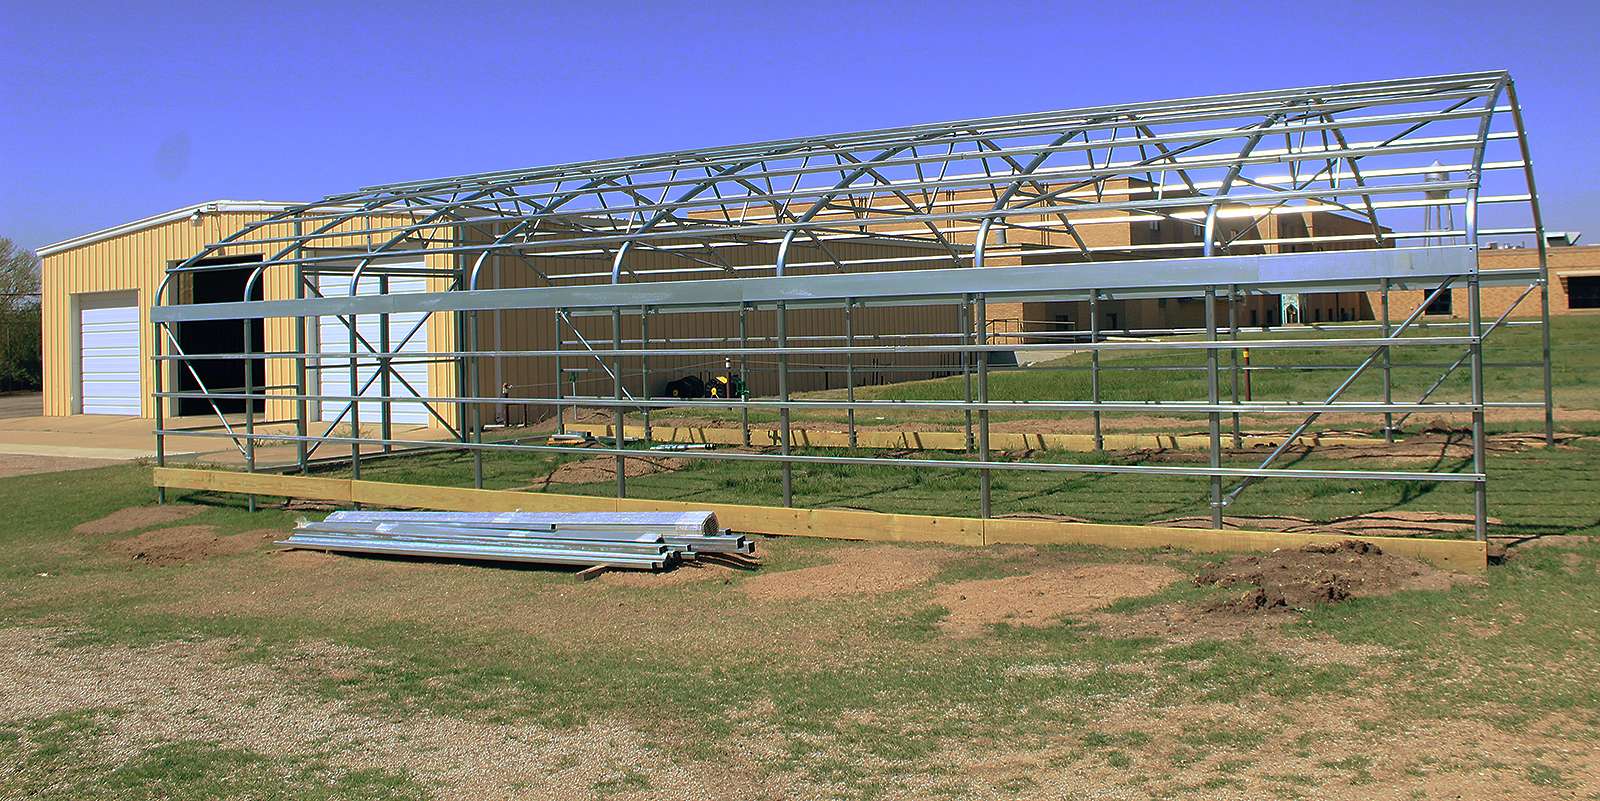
[615,497,983,546]
[153,467,352,502]
[151,468,1482,571]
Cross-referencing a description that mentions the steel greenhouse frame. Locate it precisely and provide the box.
[150,70,1552,540]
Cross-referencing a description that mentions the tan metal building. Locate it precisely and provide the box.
[36,201,964,425]
[37,201,461,424]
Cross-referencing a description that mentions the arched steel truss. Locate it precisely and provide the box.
[151,71,1551,540]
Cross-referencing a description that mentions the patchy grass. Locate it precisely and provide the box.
[339,436,1600,542]
[649,314,1600,432]
[0,708,423,801]
[3,456,1599,798]
[3,314,1600,798]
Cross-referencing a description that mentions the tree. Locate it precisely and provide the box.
[0,237,42,391]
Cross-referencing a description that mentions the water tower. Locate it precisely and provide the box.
[1423,160,1455,245]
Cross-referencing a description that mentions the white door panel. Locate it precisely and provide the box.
[316,271,431,425]
[78,291,141,415]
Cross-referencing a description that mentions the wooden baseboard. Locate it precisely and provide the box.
[152,467,1486,572]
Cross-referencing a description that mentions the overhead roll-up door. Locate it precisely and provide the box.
[78,291,141,415]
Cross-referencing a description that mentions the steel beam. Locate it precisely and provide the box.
[153,248,1481,323]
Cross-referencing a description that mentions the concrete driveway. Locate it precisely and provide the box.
[0,392,42,419]
[0,413,202,461]
[0,406,450,477]
[0,406,242,476]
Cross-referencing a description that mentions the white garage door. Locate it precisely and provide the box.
[78,291,141,416]
[316,272,432,425]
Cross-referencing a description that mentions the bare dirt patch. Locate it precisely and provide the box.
[601,557,754,588]
[1120,431,1563,467]
[937,692,1600,801]
[994,512,1093,524]
[74,504,204,535]
[526,454,685,488]
[0,453,123,478]
[106,525,262,566]
[0,627,760,801]
[273,548,341,568]
[1086,602,1400,665]
[1154,510,1498,538]
[935,563,1183,636]
[1196,539,1461,612]
[742,545,950,601]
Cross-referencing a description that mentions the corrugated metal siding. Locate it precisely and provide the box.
[468,230,965,422]
[40,211,461,428]
[42,212,264,417]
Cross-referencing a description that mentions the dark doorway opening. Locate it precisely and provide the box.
[173,255,265,416]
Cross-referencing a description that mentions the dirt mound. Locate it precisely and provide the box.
[1195,539,1458,613]
[75,504,204,535]
[742,546,949,601]
[994,512,1093,524]
[529,455,684,487]
[1154,511,1498,539]
[935,564,1183,637]
[107,525,262,566]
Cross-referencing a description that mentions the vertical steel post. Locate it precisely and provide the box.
[640,305,651,445]
[470,310,484,489]
[243,300,256,513]
[778,301,792,507]
[845,298,856,448]
[1090,291,1102,451]
[153,285,167,504]
[378,275,392,455]
[293,218,308,474]
[1381,278,1394,443]
[294,279,308,474]
[960,295,974,451]
[453,275,469,471]
[1469,277,1487,541]
[1205,287,1223,529]
[1542,268,1555,447]
[738,304,750,446]
[347,303,361,484]
[613,307,626,498]
[1228,285,1241,449]
[553,309,564,435]
[977,294,991,519]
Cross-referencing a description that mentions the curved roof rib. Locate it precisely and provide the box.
[167,71,1540,294]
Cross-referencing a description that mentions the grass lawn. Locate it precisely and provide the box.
[348,437,1599,539]
[1,316,1597,799]
[640,315,1597,433]
[2,437,1599,798]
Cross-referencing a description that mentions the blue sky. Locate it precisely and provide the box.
[2,0,1597,251]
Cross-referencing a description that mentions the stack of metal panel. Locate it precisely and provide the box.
[275,510,753,571]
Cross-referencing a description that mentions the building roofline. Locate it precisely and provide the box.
[36,200,306,257]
